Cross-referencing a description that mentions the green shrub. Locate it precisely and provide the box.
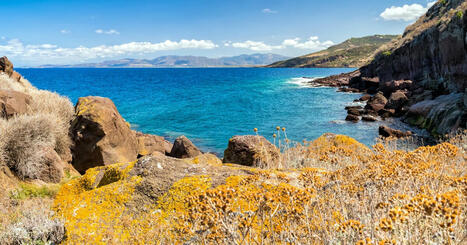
[382,50,392,56]
[456,11,463,19]
[10,183,59,200]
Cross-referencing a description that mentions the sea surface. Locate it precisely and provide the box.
[18,68,399,155]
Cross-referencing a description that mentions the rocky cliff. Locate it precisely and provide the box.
[316,0,466,136]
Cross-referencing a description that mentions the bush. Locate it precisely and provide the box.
[26,90,74,156]
[0,209,65,245]
[0,115,59,180]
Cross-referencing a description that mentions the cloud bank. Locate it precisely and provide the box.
[231,36,334,51]
[0,39,218,64]
[380,2,436,21]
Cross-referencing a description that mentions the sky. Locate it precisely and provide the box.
[0,0,436,66]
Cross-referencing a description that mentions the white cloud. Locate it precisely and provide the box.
[95,29,120,35]
[262,8,278,14]
[380,1,436,21]
[60,29,71,34]
[231,36,334,51]
[0,38,218,64]
[232,40,281,51]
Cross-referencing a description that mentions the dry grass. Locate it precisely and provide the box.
[0,71,74,181]
[0,115,62,181]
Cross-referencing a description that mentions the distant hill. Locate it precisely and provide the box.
[266,35,399,68]
[38,54,290,68]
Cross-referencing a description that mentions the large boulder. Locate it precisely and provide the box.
[169,135,202,158]
[0,89,32,119]
[136,132,173,156]
[70,96,139,174]
[223,135,280,167]
[365,92,388,112]
[385,90,409,112]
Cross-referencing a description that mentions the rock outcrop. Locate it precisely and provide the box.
[0,89,31,119]
[223,135,280,167]
[0,56,22,82]
[70,96,139,173]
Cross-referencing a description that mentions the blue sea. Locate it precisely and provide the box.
[17,68,395,155]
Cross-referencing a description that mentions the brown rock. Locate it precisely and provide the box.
[378,108,396,118]
[0,89,32,119]
[10,71,22,82]
[345,114,360,122]
[223,135,279,167]
[362,115,378,122]
[169,135,202,159]
[37,147,66,183]
[347,109,362,116]
[0,56,13,76]
[136,132,173,156]
[359,94,371,101]
[379,125,412,138]
[365,92,388,112]
[70,96,139,174]
[385,91,408,111]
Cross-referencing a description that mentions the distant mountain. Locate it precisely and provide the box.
[266,35,399,68]
[38,54,290,68]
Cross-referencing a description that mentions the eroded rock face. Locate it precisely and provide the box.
[0,90,32,119]
[169,135,202,159]
[223,135,279,167]
[70,96,139,174]
[406,93,464,135]
[136,132,173,156]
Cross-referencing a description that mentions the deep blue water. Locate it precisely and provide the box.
[17,68,391,154]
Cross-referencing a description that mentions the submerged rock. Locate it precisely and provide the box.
[223,135,280,167]
[70,96,139,174]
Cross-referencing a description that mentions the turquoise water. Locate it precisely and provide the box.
[18,68,389,154]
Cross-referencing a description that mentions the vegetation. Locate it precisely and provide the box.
[0,74,74,181]
[49,130,466,244]
[266,35,398,68]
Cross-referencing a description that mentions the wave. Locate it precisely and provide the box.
[286,77,323,88]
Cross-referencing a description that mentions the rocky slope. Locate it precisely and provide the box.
[266,35,398,68]
[312,0,466,137]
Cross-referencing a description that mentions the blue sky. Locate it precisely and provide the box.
[0,0,436,66]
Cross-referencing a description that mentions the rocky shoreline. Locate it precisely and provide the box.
[308,0,466,139]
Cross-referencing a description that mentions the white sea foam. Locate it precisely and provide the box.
[286,77,323,88]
